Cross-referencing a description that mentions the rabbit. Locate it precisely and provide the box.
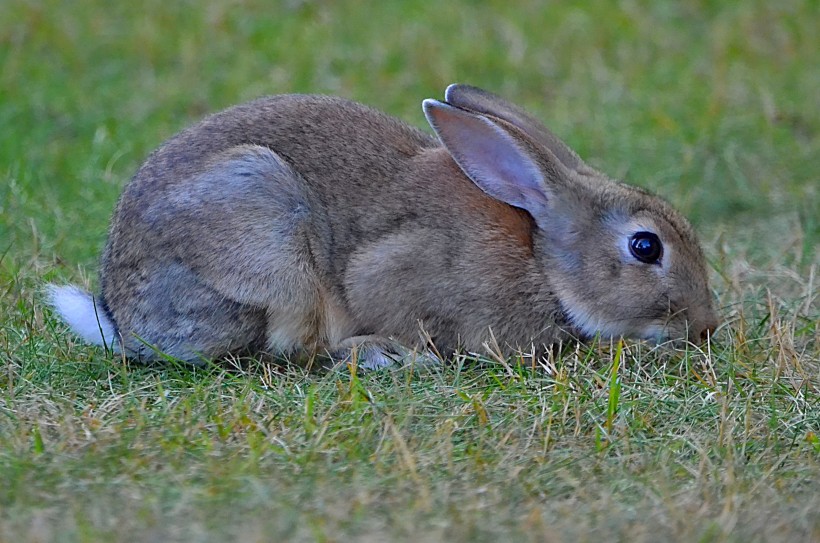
[48,84,719,368]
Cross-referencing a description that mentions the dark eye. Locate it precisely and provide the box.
[629,232,663,264]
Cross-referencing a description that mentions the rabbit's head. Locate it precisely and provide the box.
[424,84,718,344]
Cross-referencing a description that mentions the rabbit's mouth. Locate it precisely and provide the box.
[639,320,715,348]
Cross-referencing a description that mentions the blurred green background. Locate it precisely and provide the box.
[1,0,816,279]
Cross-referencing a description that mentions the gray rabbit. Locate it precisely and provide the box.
[49,84,718,367]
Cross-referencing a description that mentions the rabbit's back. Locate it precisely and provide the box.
[129,95,436,193]
[109,95,443,276]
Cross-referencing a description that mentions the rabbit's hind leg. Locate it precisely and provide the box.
[157,144,356,361]
[115,260,268,363]
[108,145,320,363]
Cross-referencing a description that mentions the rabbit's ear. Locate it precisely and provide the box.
[444,84,585,172]
[424,99,554,218]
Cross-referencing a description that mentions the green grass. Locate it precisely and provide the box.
[1,0,818,541]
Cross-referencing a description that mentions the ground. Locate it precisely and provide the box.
[0,1,817,541]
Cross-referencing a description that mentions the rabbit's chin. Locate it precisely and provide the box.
[561,301,672,345]
[638,324,674,345]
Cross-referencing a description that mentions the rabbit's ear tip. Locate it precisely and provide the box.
[422,99,451,125]
[422,98,445,111]
[444,83,461,102]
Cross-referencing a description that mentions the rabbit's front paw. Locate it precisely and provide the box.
[330,336,440,371]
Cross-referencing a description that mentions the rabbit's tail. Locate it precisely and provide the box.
[46,284,120,352]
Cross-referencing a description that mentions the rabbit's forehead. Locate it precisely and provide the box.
[598,189,697,242]
[601,208,666,237]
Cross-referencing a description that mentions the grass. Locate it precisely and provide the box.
[1,0,818,541]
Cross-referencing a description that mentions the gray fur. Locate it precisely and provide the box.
[49,85,718,365]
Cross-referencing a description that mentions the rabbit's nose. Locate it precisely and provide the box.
[699,322,718,343]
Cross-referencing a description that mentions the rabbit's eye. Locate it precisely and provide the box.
[629,232,663,264]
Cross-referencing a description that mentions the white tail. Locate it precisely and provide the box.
[46,284,119,350]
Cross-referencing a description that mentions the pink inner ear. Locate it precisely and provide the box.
[424,100,549,217]
[444,84,586,172]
